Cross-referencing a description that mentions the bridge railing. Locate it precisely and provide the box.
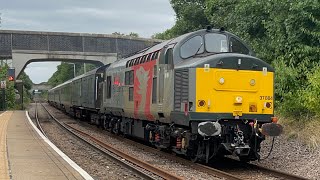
[0,30,161,59]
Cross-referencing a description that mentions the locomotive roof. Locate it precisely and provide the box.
[108,29,254,70]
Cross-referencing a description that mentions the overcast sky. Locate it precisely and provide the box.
[0,0,175,83]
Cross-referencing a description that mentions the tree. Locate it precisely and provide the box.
[47,62,98,87]
[153,0,209,40]
[112,32,139,38]
[154,0,320,118]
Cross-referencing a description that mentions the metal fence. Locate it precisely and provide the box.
[0,30,161,59]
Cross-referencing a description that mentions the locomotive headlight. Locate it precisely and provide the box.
[250,79,256,86]
[235,96,243,103]
[219,77,225,84]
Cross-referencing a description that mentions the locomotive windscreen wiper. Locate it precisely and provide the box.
[193,42,203,57]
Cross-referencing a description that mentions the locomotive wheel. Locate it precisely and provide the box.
[102,118,109,130]
[190,142,202,163]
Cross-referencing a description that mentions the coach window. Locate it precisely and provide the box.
[147,54,151,62]
[129,70,134,85]
[106,76,112,99]
[129,87,134,101]
[154,51,159,60]
[142,55,147,63]
[230,37,249,55]
[138,57,143,64]
[125,71,129,85]
[180,35,204,59]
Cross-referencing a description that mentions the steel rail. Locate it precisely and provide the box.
[245,162,309,180]
[96,127,243,180]
[41,103,183,180]
[34,102,48,138]
[45,103,307,180]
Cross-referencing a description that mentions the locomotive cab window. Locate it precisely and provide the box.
[230,37,249,54]
[180,35,204,59]
[205,33,228,53]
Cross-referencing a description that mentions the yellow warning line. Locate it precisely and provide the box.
[0,111,12,180]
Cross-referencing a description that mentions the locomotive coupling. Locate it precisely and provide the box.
[198,121,221,137]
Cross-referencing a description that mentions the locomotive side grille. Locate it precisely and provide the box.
[174,69,189,111]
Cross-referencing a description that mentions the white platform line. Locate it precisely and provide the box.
[25,111,94,180]
[0,111,7,117]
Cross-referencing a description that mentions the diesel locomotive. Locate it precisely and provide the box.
[48,27,283,163]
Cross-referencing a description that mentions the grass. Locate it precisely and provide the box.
[278,114,320,149]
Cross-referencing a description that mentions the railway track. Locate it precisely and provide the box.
[34,102,47,138]
[96,127,308,180]
[39,103,183,180]
[41,103,310,180]
[243,162,308,180]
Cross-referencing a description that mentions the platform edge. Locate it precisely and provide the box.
[25,111,94,180]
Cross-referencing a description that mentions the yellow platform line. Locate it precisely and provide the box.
[0,111,12,180]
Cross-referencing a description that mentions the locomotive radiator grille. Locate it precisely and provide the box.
[174,69,189,111]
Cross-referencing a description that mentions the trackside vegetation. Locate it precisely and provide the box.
[0,64,32,109]
[153,0,320,147]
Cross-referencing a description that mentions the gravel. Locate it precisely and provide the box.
[43,104,222,180]
[255,135,320,180]
[29,103,143,180]
[32,103,320,180]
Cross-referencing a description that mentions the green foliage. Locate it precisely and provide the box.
[153,0,209,40]
[18,72,33,90]
[48,62,97,87]
[156,0,320,120]
[0,65,16,109]
[112,32,140,37]
[47,63,74,87]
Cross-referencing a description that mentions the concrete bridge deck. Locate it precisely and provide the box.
[0,30,162,77]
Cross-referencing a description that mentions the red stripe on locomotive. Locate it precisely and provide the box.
[132,60,156,120]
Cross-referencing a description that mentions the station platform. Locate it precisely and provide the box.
[0,111,93,180]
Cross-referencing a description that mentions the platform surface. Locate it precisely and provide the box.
[0,111,87,180]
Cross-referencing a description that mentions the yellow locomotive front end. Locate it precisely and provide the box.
[196,68,274,118]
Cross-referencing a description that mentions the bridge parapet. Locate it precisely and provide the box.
[0,30,161,59]
[0,30,162,77]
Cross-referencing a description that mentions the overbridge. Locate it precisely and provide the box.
[29,82,53,94]
[0,30,162,78]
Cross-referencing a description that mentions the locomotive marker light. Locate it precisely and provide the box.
[250,79,256,86]
[235,96,243,104]
[204,64,210,72]
[219,77,225,84]
[263,67,268,76]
